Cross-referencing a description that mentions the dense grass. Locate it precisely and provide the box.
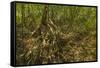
[16,3,97,65]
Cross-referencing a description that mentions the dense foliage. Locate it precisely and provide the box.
[16,3,97,65]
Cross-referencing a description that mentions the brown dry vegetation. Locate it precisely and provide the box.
[16,3,97,65]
